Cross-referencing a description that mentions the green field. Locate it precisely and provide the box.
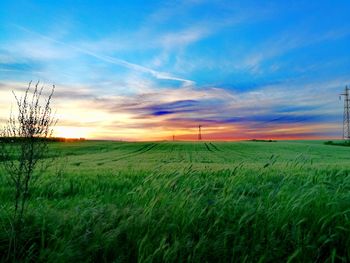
[1,140,350,262]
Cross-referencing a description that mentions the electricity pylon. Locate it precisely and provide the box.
[340,86,350,140]
[198,125,202,140]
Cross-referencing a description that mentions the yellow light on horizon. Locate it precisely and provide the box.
[54,126,90,139]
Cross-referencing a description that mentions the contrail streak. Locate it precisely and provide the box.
[13,24,195,87]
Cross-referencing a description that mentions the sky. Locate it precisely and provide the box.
[0,0,350,140]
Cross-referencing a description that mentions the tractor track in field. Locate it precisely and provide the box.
[209,143,236,162]
[112,143,158,161]
[204,143,213,152]
[204,142,236,163]
[204,142,222,153]
[209,143,221,151]
[200,142,222,163]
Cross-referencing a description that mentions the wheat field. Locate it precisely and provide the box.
[0,140,350,262]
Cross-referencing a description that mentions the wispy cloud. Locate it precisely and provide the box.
[1,1,349,140]
[3,25,195,87]
[239,27,350,73]
[0,76,345,140]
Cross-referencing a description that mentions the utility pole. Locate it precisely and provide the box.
[198,125,202,140]
[173,134,175,141]
[340,86,350,140]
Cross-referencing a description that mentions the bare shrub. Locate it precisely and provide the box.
[0,81,57,260]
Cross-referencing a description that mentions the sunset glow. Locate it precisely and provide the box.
[54,126,90,139]
[1,1,349,140]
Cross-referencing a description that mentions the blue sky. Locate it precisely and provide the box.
[0,0,349,140]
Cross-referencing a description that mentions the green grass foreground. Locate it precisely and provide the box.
[1,140,350,262]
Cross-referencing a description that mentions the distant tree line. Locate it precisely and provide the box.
[0,137,85,143]
[324,140,350,147]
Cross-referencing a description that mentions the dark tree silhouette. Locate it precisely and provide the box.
[0,81,57,260]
